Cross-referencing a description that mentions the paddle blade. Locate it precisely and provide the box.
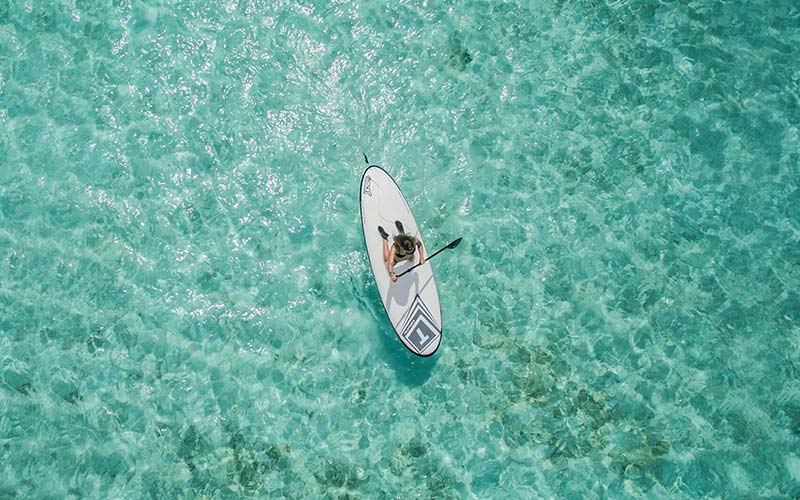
[447,237,462,249]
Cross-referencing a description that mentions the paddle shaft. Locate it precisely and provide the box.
[397,238,462,278]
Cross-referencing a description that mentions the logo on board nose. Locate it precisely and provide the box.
[363,176,373,197]
[400,295,440,353]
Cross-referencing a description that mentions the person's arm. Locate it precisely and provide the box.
[388,246,398,282]
[417,239,425,265]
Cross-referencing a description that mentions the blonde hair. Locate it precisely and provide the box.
[393,234,416,253]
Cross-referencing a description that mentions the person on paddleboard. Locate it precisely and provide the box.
[378,220,426,283]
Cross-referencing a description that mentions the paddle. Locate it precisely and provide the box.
[396,238,463,278]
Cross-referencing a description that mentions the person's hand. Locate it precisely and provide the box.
[390,272,398,283]
[419,258,426,265]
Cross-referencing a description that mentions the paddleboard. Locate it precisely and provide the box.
[360,165,442,357]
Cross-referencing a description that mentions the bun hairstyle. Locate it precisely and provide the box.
[393,234,416,253]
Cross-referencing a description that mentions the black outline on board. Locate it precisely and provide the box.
[359,164,442,357]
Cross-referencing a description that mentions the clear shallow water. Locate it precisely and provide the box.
[1,0,799,498]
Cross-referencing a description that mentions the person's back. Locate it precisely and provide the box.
[378,221,426,282]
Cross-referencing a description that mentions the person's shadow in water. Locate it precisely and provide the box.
[373,313,438,387]
[365,266,438,386]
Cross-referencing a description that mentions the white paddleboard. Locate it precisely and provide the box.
[360,165,442,357]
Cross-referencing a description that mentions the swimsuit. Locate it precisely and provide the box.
[395,248,414,260]
[394,240,417,260]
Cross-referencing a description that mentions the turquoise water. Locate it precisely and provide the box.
[1,0,799,498]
